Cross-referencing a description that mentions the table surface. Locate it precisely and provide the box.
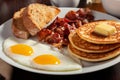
[0,0,120,80]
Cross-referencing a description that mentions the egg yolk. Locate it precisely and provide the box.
[33,54,60,65]
[10,44,33,56]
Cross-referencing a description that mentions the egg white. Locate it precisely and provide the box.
[3,37,82,71]
[3,37,37,67]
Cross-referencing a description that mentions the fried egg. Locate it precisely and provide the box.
[3,37,82,71]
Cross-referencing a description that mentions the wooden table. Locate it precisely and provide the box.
[0,1,120,80]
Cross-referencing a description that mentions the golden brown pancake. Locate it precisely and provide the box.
[69,31,120,53]
[76,21,120,44]
[68,44,120,62]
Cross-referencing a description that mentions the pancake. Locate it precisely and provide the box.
[69,31,120,53]
[68,44,120,62]
[76,21,120,44]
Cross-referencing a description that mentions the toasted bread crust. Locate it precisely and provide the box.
[12,23,30,39]
[12,8,30,39]
[23,3,60,36]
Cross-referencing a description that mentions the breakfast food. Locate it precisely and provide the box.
[12,8,30,39]
[12,3,60,39]
[65,8,94,24]
[68,31,120,53]
[68,20,120,62]
[3,37,82,71]
[68,44,120,62]
[37,8,94,48]
[23,3,60,36]
[94,23,116,36]
[9,4,101,72]
[8,3,120,72]
[76,21,120,44]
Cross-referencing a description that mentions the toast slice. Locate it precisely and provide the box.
[12,8,30,39]
[23,3,60,36]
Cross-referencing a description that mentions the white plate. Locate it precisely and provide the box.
[0,8,120,75]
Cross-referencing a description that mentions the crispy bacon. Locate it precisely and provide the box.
[45,33,62,44]
[37,29,52,41]
[37,8,94,48]
[65,10,79,20]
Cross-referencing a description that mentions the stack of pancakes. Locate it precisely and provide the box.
[68,21,120,62]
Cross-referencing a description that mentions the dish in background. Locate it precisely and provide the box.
[101,0,120,18]
[50,0,80,7]
[0,8,120,75]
